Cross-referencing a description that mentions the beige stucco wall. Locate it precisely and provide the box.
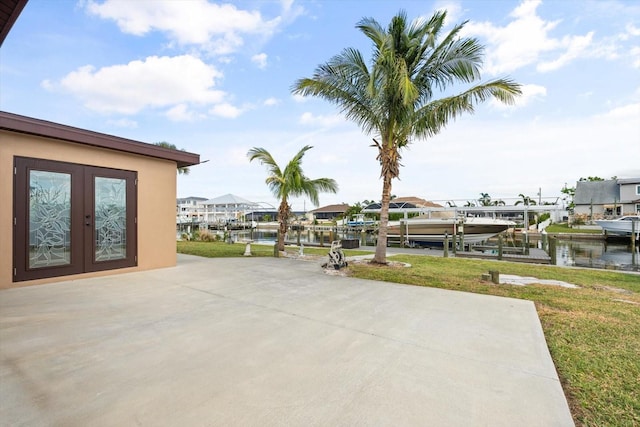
[0,130,178,288]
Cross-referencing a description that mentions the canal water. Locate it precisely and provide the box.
[552,240,639,272]
[233,229,639,272]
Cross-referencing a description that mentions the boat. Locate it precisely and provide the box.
[387,216,515,246]
[346,213,376,227]
[594,215,640,239]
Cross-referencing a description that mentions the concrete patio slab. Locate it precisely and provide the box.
[0,254,574,426]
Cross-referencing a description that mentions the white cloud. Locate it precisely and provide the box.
[463,0,593,74]
[537,32,593,72]
[299,112,344,127]
[166,104,197,122]
[264,97,280,106]
[251,53,268,69]
[85,0,283,55]
[210,103,243,118]
[47,55,225,114]
[291,93,307,103]
[490,83,547,110]
[433,0,463,24]
[596,102,640,119]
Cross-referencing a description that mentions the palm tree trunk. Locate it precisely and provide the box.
[277,200,289,252]
[373,172,392,264]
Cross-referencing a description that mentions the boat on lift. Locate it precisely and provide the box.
[594,215,640,239]
[387,216,515,246]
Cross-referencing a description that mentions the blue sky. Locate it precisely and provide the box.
[2,0,639,210]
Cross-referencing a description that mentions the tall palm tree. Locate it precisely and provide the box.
[292,10,521,264]
[248,145,338,252]
[155,141,190,175]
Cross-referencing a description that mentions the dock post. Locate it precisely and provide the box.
[497,234,503,260]
[297,229,301,245]
[360,230,366,247]
[443,235,449,258]
[452,233,457,254]
[459,232,465,252]
[320,231,324,247]
[549,237,557,265]
[631,220,637,252]
[541,230,548,252]
[489,270,500,284]
[273,231,279,257]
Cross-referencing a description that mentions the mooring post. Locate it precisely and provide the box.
[541,230,548,252]
[360,230,366,247]
[549,237,557,265]
[459,232,465,252]
[443,235,449,258]
[631,220,636,252]
[273,231,279,257]
[320,231,324,247]
[498,234,503,260]
[525,231,530,255]
[489,270,500,284]
[297,229,301,245]
[452,233,457,254]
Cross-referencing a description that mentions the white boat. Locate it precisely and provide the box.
[346,213,376,227]
[387,216,515,246]
[595,215,640,238]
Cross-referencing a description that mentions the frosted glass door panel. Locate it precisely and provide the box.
[29,170,71,268]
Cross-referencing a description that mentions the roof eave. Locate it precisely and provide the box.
[0,111,200,168]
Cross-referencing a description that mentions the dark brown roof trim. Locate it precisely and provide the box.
[0,111,200,168]
[0,0,28,47]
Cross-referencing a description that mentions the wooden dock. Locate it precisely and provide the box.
[455,248,551,264]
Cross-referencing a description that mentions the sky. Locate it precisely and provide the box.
[2,0,639,211]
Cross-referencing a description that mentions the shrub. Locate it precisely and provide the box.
[198,229,217,242]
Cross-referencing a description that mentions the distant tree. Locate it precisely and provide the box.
[446,201,457,207]
[478,193,492,206]
[155,141,190,175]
[344,202,364,218]
[248,145,338,251]
[561,183,576,210]
[464,200,477,207]
[292,10,521,264]
[515,194,537,206]
[579,176,604,182]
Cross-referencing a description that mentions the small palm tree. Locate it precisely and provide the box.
[478,193,492,206]
[248,145,338,252]
[293,10,521,264]
[515,194,537,206]
[155,141,190,175]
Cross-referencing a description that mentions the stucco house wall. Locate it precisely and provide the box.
[1,129,191,288]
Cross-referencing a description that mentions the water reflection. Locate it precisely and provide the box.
[235,229,376,246]
[234,229,639,272]
[554,240,639,272]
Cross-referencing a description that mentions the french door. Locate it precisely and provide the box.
[13,157,137,282]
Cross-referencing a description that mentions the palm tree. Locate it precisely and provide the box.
[478,193,492,206]
[155,141,190,175]
[248,145,338,252]
[515,194,537,206]
[292,10,521,264]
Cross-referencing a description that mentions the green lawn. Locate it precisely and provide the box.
[545,222,603,234]
[177,240,640,426]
